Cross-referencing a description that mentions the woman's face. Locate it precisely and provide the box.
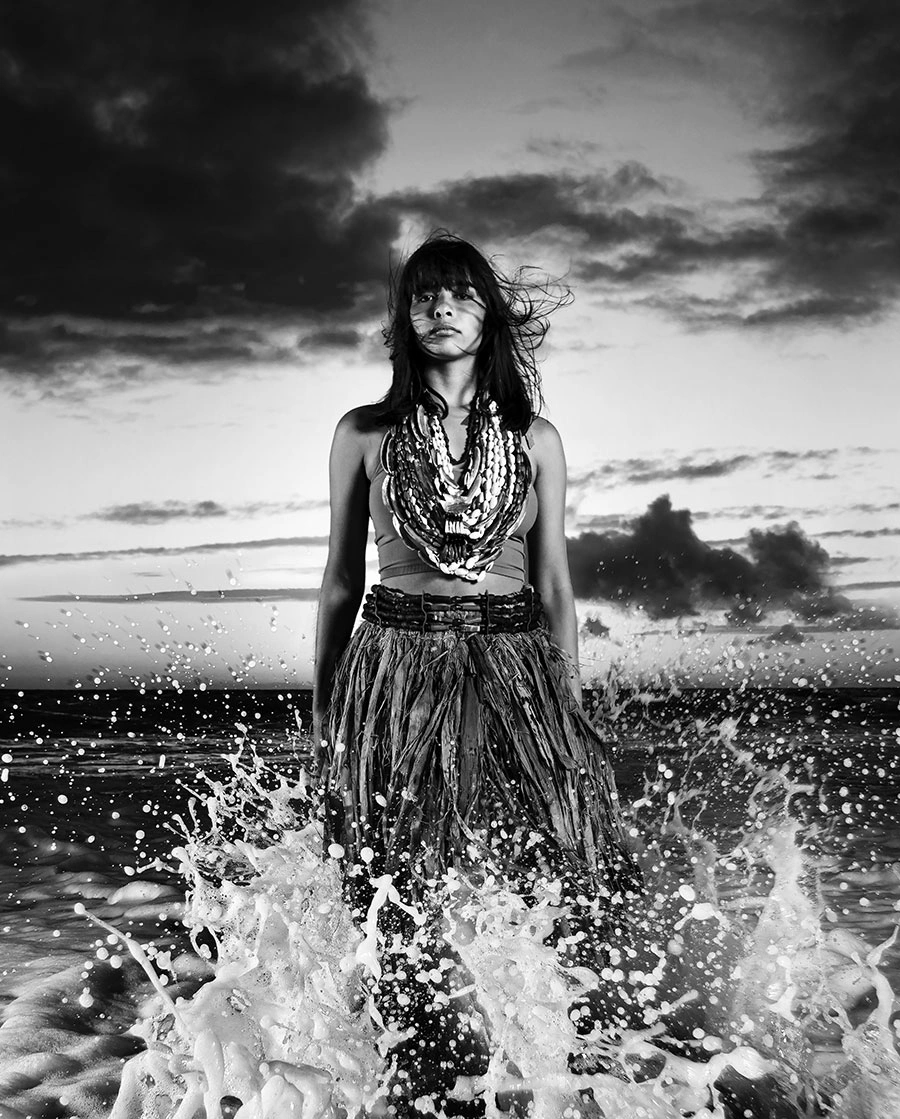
[409,282,487,364]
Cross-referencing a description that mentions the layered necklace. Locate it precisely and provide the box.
[381,398,531,582]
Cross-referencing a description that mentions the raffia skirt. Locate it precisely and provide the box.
[322,584,639,914]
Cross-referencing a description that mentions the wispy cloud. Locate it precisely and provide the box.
[818,527,900,540]
[85,497,328,526]
[0,536,328,568]
[575,453,755,490]
[568,447,878,494]
[19,588,319,604]
[93,500,229,525]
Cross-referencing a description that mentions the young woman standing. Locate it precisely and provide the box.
[314,232,638,1112]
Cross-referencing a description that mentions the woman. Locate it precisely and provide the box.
[313,232,638,1109]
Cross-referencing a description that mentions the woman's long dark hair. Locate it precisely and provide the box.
[368,231,570,432]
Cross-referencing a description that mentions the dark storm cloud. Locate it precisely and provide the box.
[391,1,900,328]
[393,161,888,325]
[301,327,366,350]
[392,169,683,250]
[578,0,900,324]
[0,316,373,378]
[745,1,900,324]
[0,0,396,365]
[392,168,787,321]
[19,588,319,604]
[566,493,857,621]
[0,317,307,379]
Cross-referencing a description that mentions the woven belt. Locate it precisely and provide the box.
[362,584,543,634]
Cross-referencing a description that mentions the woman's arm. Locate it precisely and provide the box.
[527,418,582,703]
[312,410,371,755]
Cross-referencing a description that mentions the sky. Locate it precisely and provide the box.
[1,0,899,690]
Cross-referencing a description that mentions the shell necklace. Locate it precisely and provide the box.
[381,399,531,581]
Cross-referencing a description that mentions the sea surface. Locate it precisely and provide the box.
[0,687,899,1118]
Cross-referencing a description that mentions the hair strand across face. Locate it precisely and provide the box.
[367,230,571,432]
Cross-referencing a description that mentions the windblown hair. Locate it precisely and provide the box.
[368,231,571,433]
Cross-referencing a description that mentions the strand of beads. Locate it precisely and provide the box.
[382,400,530,581]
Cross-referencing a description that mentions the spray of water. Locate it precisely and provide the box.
[103,703,900,1119]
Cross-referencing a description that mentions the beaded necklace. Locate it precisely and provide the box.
[381,399,531,582]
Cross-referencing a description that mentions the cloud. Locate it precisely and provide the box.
[0,535,328,567]
[94,500,229,525]
[389,168,784,325]
[2,497,330,535]
[301,327,367,350]
[566,493,865,621]
[19,588,319,604]
[568,0,900,325]
[391,168,686,251]
[745,3,900,324]
[0,0,397,380]
[0,313,377,396]
[386,1,900,329]
[569,447,895,500]
[570,452,755,495]
[790,594,900,631]
[236,498,330,517]
[818,527,900,540]
[85,497,329,525]
[746,519,829,593]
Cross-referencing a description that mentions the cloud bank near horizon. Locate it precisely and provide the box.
[567,494,900,628]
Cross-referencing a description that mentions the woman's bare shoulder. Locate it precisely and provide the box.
[335,404,379,433]
[333,405,388,444]
[528,416,564,458]
[332,406,389,478]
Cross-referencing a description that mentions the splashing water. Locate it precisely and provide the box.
[102,705,900,1119]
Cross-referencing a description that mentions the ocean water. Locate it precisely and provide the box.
[0,687,898,1118]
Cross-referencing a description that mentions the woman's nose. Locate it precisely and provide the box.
[433,291,453,318]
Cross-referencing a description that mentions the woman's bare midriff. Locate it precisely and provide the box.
[379,571,527,597]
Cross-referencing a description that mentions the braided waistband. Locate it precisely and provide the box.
[362,584,544,634]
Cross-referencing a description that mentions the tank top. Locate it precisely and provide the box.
[369,428,538,582]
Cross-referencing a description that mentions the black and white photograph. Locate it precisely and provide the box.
[1,2,899,1116]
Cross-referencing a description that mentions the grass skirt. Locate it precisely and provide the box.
[322,594,638,907]
[322,590,642,1107]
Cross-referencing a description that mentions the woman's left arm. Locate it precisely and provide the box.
[527,418,582,703]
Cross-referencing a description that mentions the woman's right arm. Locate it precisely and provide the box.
[312,410,371,758]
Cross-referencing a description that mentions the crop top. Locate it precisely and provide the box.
[369,429,538,582]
